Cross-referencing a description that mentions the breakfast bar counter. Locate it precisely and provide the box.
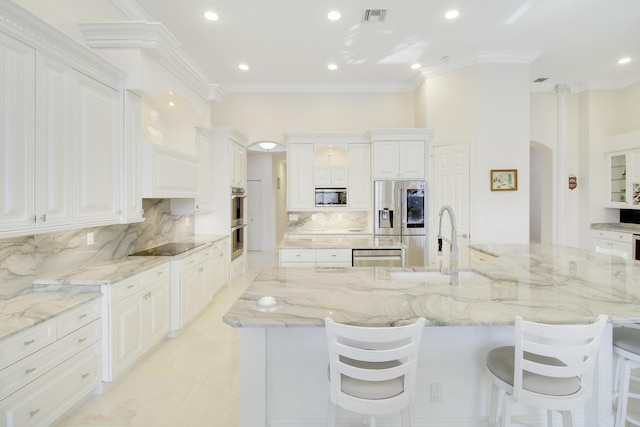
[224,244,640,426]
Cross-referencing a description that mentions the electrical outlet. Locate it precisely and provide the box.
[86,232,95,246]
[430,383,443,403]
[311,214,317,221]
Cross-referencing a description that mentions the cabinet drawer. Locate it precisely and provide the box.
[590,229,633,243]
[56,298,100,337]
[145,263,170,286]
[0,320,55,371]
[279,249,316,263]
[316,249,351,263]
[110,273,145,304]
[2,342,100,427]
[0,320,100,401]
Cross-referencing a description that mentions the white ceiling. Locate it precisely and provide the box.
[14,0,640,93]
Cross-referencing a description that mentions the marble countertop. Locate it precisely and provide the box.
[224,244,640,328]
[591,223,640,234]
[278,237,405,250]
[0,291,101,341]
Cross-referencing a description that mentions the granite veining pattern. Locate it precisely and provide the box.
[224,244,640,328]
[0,291,101,341]
[591,222,640,234]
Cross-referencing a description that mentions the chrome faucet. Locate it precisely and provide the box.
[437,205,459,286]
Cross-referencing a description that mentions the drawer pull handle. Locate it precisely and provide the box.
[157,271,164,275]
[78,313,88,319]
[78,337,87,343]
[25,367,36,374]
[332,254,337,257]
[127,284,135,289]
[81,373,90,379]
[24,339,35,346]
[30,409,40,417]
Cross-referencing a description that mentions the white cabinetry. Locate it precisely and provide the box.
[314,166,348,186]
[101,263,171,382]
[590,229,633,260]
[0,299,101,427]
[369,129,433,180]
[171,244,226,331]
[606,149,640,208]
[73,71,121,224]
[348,144,371,209]
[287,143,315,210]
[0,6,128,237]
[122,90,143,221]
[142,142,199,198]
[230,140,247,188]
[279,248,351,267]
[372,140,425,179]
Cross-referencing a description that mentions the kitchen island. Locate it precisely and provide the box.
[224,244,640,426]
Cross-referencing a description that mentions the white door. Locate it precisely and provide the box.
[432,142,470,267]
[247,180,262,251]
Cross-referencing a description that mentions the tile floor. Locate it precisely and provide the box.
[55,251,277,427]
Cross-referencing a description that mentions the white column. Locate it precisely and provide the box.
[553,84,571,244]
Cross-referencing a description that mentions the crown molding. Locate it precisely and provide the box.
[0,1,126,87]
[219,82,415,94]
[108,0,151,21]
[79,21,225,103]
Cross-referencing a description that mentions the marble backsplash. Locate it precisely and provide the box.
[287,211,372,233]
[0,199,194,295]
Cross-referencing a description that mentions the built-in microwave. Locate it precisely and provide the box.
[315,188,347,207]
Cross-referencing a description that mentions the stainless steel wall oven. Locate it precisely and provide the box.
[231,187,246,259]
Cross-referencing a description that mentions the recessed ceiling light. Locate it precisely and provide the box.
[328,63,338,70]
[444,9,460,20]
[238,64,249,71]
[168,101,175,107]
[204,11,219,21]
[327,11,341,21]
[618,57,632,65]
[411,63,421,70]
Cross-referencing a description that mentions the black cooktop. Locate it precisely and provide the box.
[129,242,205,257]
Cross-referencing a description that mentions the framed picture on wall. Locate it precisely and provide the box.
[490,169,518,191]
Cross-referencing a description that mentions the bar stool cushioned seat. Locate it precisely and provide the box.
[613,326,640,426]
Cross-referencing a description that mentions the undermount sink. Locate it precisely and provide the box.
[389,270,491,284]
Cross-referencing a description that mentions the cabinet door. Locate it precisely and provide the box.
[608,152,627,205]
[181,260,202,326]
[73,72,121,224]
[348,144,371,209]
[197,129,213,212]
[372,141,400,179]
[398,140,425,178]
[0,34,35,232]
[200,253,216,304]
[288,144,314,209]
[229,140,246,188]
[145,274,171,348]
[122,91,143,221]
[331,166,349,186]
[111,292,145,378]
[35,53,73,229]
[314,166,332,186]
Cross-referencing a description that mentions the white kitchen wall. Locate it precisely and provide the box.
[210,92,415,144]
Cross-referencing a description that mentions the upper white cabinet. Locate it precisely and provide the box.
[73,71,121,224]
[230,140,247,188]
[369,129,433,180]
[0,34,37,233]
[286,132,372,211]
[348,144,371,209]
[287,143,315,210]
[606,149,640,209]
[0,3,128,237]
[122,91,143,222]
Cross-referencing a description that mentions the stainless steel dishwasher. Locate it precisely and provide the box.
[352,248,403,267]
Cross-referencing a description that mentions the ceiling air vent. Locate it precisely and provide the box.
[362,9,387,23]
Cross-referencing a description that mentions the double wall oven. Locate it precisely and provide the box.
[231,187,246,260]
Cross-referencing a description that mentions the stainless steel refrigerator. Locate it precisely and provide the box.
[374,180,427,267]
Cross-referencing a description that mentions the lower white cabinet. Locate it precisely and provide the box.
[0,298,101,427]
[101,263,171,382]
[171,243,227,331]
[590,229,633,260]
[279,248,352,267]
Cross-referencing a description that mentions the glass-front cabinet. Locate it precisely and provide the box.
[607,150,640,208]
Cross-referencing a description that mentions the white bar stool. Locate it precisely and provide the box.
[613,326,640,426]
